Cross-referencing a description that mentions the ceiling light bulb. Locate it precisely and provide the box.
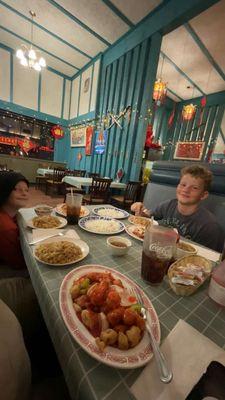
[39,57,46,67]
[16,49,24,59]
[20,57,28,67]
[28,48,36,60]
[33,63,41,71]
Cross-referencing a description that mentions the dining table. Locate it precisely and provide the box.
[37,168,54,176]
[62,176,126,190]
[18,206,225,400]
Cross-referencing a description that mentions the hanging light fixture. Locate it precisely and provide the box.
[153,54,167,106]
[16,11,46,72]
[182,86,197,121]
[182,103,197,121]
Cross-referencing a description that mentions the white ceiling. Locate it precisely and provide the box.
[0,0,224,102]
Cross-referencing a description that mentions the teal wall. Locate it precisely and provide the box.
[164,91,225,161]
[55,33,162,180]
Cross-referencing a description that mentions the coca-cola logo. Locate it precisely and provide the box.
[149,243,172,258]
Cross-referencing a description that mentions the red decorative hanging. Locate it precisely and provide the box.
[51,125,64,139]
[182,104,197,121]
[198,96,207,127]
[77,152,82,161]
[145,124,161,149]
[168,104,176,127]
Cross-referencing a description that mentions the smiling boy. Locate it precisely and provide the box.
[131,165,224,252]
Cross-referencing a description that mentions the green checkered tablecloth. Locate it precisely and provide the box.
[18,207,225,400]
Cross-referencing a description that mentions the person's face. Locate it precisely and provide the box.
[176,174,208,206]
[6,181,29,209]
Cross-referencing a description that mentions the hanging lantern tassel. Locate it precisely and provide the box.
[182,104,197,121]
[168,104,176,128]
[198,96,207,127]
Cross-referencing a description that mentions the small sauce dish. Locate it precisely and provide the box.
[34,205,53,217]
[107,236,132,256]
[176,241,197,259]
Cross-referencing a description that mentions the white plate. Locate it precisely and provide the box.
[33,236,89,266]
[92,206,129,219]
[55,204,90,218]
[59,264,160,368]
[125,224,145,242]
[79,216,125,235]
[128,215,158,226]
[27,216,67,229]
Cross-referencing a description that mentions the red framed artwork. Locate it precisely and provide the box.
[174,141,205,161]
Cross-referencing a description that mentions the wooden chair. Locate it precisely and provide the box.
[88,172,100,178]
[0,164,7,171]
[45,168,65,195]
[83,177,112,205]
[73,169,86,177]
[111,181,141,209]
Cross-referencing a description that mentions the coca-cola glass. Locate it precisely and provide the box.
[141,225,178,284]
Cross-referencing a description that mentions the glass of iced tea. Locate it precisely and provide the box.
[66,193,83,224]
[141,225,178,284]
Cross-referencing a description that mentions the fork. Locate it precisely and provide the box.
[29,232,64,245]
[131,287,173,384]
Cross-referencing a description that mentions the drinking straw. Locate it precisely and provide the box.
[70,188,74,204]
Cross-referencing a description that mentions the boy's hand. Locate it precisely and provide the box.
[130,202,150,217]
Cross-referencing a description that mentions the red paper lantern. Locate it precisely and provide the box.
[51,125,64,139]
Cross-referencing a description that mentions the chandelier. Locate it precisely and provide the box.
[16,11,46,72]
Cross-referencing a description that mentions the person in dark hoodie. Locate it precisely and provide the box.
[0,171,29,272]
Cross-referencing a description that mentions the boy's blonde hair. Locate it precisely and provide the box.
[180,165,212,191]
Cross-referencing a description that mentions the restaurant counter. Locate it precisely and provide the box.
[18,208,225,400]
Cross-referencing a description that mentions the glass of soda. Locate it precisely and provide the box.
[141,224,178,284]
[66,193,83,224]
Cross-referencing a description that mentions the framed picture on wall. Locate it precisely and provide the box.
[70,126,86,147]
[174,141,205,161]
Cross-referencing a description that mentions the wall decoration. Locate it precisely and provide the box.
[85,126,94,155]
[77,152,82,161]
[94,130,108,154]
[107,106,131,131]
[70,126,86,147]
[83,77,90,93]
[174,141,205,161]
[51,125,64,139]
[182,104,197,121]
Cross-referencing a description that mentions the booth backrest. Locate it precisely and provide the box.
[143,161,225,233]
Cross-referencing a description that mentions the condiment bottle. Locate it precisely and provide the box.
[208,260,225,307]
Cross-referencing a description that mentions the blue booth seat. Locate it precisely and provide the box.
[143,161,225,234]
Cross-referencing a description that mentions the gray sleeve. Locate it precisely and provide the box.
[151,199,174,221]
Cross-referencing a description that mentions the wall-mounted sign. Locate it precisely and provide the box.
[85,126,94,155]
[174,141,205,161]
[70,126,86,147]
[94,130,108,154]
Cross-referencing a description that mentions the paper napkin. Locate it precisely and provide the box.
[131,319,225,400]
[32,228,80,242]
[193,244,221,263]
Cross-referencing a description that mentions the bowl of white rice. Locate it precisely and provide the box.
[78,216,125,234]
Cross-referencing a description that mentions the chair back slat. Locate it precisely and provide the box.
[52,168,65,182]
[124,181,141,202]
[89,177,112,201]
[88,172,100,178]
[73,170,86,177]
